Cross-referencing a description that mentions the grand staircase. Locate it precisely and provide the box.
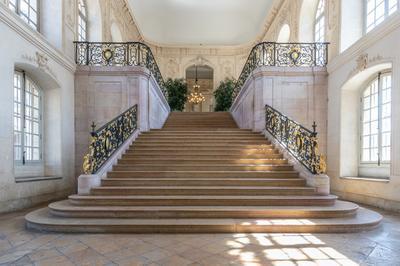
[26,112,382,233]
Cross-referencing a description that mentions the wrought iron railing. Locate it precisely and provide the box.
[82,105,138,174]
[265,104,326,174]
[232,42,329,101]
[74,41,167,99]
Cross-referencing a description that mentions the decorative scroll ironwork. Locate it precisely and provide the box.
[232,42,329,101]
[74,41,167,99]
[82,105,138,174]
[265,104,326,175]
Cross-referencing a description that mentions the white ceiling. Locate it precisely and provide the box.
[128,0,274,46]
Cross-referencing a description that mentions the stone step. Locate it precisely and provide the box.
[130,143,274,149]
[107,170,299,179]
[124,149,280,156]
[133,139,271,147]
[150,128,251,131]
[121,154,284,160]
[117,158,288,165]
[101,177,306,187]
[47,200,359,219]
[90,186,315,196]
[26,207,382,233]
[112,164,294,171]
[129,145,274,150]
[137,135,266,140]
[68,195,338,206]
[141,131,258,135]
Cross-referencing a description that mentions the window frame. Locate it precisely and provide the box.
[364,0,399,33]
[78,0,88,42]
[13,70,43,166]
[7,0,40,31]
[314,0,326,42]
[359,71,392,166]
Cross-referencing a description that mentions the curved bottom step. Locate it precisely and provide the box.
[48,200,358,218]
[26,206,382,233]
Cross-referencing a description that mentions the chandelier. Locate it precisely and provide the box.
[188,65,206,104]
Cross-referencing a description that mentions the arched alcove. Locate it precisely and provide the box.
[277,24,291,42]
[111,22,123,42]
[185,65,214,112]
[86,0,103,41]
[298,0,319,42]
[340,62,392,178]
[14,63,62,178]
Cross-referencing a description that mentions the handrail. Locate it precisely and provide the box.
[82,104,138,174]
[265,104,326,174]
[74,41,168,100]
[232,42,329,102]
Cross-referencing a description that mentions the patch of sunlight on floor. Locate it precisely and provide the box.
[224,233,359,266]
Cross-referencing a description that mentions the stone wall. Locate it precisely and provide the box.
[230,66,328,155]
[326,14,400,211]
[0,3,76,213]
[74,66,169,176]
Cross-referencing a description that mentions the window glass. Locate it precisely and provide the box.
[366,0,399,32]
[361,73,391,164]
[314,0,325,42]
[8,0,39,30]
[13,71,42,163]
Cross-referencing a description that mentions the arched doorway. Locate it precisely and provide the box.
[185,65,214,112]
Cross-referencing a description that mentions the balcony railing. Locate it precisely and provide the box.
[74,41,167,99]
[265,104,326,175]
[232,42,329,101]
[83,105,138,174]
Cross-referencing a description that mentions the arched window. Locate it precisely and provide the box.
[314,0,325,42]
[361,73,391,164]
[13,71,42,164]
[78,0,88,41]
[8,0,39,30]
[366,0,399,32]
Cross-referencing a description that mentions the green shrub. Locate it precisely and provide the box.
[213,78,236,111]
[165,78,188,111]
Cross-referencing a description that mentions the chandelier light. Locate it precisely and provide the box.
[188,65,206,105]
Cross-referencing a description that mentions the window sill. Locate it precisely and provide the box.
[340,176,390,183]
[15,176,63,183]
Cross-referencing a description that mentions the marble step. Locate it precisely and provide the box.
[117,158,288,165]
[48,200,358,219]
[138,135,262,139]
[150,128,251,131]
[107,170,299,179]
[141,131,258,135]
[68,195,337,206]
[121,154,284,160]
[101,177,307,187]
[26,206,382,233]
[128,146,275,151]
[112,164,294,171]
[90,186,315,196]
[124,149,280,156]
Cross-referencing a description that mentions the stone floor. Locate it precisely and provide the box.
[0,204,399,266]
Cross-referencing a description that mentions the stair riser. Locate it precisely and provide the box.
[107,172,299,178]
[90,189,315,196]
[101,179,306,187]
[122,154,284,159]
[131,144,272,148]
[138,136,264,139]
[125,151,279,156]
[49,209,356,219]
[117,159,288,165]
[69,198,335,206]
[130,143,273,151]
[112,165,294,171]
